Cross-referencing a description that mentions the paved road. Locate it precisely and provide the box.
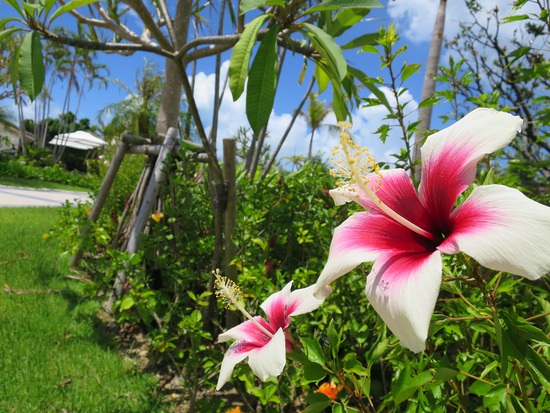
[0,185,92,207]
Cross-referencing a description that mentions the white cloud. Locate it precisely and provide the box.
[193,61,419,168]
[387,0,537,44]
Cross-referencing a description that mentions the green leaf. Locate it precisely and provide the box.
[343,353,369,375]
[4,0,25,18]
[314,65,330,93]
[469,380,493,396]
[246,24,278,135]
[502,14,529,23]
[303,361,328,383]
[302,401,332,413]
[44,0,58,17]
[303,0,382,14]
[327,8,370,38]
[229,14,270,100]
[418,95,440,108]
[483,384,507,408]
[401,63,422,82]
[301,337,326,365]
[301,23,347,81]
[50,0,99,23]
[331,84,348,121]
[433,367,458,381]
[18,30,44,101]
[0,17,21,30]
[499,311,550,391]
[326,319,341,359]
[240,0,285,14]
[348,65,391,109]
[119,296,135,311]
[0,27,22,43]
[21,2,43,17]
[341,32,379,50]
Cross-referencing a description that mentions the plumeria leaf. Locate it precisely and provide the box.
[246,24,278,135]
[303,0,382,14]
[0,17,21,29]
[301,23,347,81]
[18,30,44,101]
[331,83,348,121]
[0,27,22,43]
[4,0,25,18]
[229,14,270,100]
[326,8,370,38]
[240,0,284,14]
[314,65,330,93]
[50,0,99,23]
[21,2,43,17]
[348,65,391,109]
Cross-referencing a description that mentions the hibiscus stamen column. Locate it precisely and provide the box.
[214,270,274,338]
[333,122,438,243]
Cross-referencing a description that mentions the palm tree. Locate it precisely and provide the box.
[98,60,164,139]
[300,93,334,160]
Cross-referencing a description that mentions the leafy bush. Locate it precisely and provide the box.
[0,157,95,189]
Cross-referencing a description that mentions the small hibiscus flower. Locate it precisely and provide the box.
[215,273,327,390]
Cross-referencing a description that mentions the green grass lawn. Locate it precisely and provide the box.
[0,176,91,192]
[0,208,168,413]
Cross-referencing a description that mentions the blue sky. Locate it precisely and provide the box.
[2,0,522,164]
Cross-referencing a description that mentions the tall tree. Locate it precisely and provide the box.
[98,60,164,139]
[412,0,447,182]
[438,0,550,184]
[301,93,334,160]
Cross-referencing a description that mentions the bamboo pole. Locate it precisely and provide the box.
[106,127,178,313]
[70,140,128,267]
[223,138,238,328]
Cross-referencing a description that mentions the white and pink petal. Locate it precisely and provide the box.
[287,284,327,317]
[314,212,436,298]
[218,316,273,344]
[365,250,443,353]
[261,282,293,330]
[419,108,522,228]
[216,343,249,390]
[439,184,550,280]
[246,328,287,381]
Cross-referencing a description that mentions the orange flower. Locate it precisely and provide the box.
[226,407,242,413]
[315,381,343,400]
[151,211,164,222]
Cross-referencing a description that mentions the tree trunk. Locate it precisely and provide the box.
[412,0,447,182]
[307,128,315,160]
[154,0,193,141]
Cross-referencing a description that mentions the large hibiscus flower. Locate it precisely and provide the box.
[314,108,550,352]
